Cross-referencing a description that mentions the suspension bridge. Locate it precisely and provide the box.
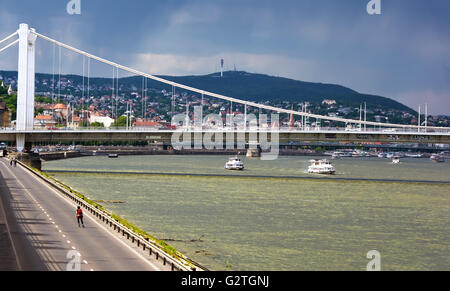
[0,23,449,272]
[0,24,449,152]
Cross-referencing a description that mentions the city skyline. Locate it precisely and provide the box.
[0,0,449,114]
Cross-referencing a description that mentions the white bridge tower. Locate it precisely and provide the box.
[16,23,37,152]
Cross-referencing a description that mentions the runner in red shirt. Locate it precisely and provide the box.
[76,206,85,228]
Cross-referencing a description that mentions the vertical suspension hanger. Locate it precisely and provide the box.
[144,77,148,121]
[87,56,91,126]
[82,55,85,125]
[111,66,115,120]
[364,102,367,132]
[125,100,127,130]
[116,66,119,122]
[58,44,62,104]
[244,103,247,130]
[52,41,56,118]
[201,91,204,129]
[142,76,145,120]
[201,91,204,110]
[171,84,175,118]
[114,67,117,122]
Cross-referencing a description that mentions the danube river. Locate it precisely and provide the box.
[43,155,450,271]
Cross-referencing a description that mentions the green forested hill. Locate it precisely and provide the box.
[125,71,415,114]
[0,70,415,114]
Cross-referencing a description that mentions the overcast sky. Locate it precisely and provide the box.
[0,0,449,114]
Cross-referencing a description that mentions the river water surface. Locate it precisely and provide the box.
[43,155,450,270]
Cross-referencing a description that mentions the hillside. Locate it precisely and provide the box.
[111,71,415,114]
[151,71,415,113]
[0,70,415,114]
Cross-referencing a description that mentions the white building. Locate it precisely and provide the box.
[7,85,13,96]
[322,99,337,106]
[89,114,115,128]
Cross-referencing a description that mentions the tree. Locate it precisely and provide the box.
[90,122,104,128]
[314,147,325,153]
[35,95,53,104]
[0,81,7,95]
[111,116,127,128]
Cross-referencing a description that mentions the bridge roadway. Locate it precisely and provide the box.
[0,158,170,271]
[1,129,450,145]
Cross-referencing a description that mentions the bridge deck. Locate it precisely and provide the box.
[1,129,449,144]
[0,158,171,271]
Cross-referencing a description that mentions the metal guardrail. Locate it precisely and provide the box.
[3,126,449,134]
[16,160,206,271]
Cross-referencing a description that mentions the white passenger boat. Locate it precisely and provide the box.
[308,159,336,175]
[338,152,353,158]
[405,153,423,158]
[225,157,244,170]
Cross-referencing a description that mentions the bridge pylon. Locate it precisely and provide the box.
[16,23,37,152]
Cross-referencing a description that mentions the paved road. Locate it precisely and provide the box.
[0,158,169,271]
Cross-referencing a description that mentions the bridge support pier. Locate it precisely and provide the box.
[16,134,25,153]
[16,23,37,152]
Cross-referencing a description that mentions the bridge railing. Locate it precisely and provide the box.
[10,126,450,134]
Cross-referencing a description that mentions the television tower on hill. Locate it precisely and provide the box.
[220,58,224,77]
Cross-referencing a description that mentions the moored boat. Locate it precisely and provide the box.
[405,153,423,158]
[331,153,341,159]
[386,152,394,159]
[430,155,445,163]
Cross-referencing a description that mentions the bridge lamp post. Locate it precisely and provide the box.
[364,102,367,132]
[360,104,363,131]
[418,105,421,133]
